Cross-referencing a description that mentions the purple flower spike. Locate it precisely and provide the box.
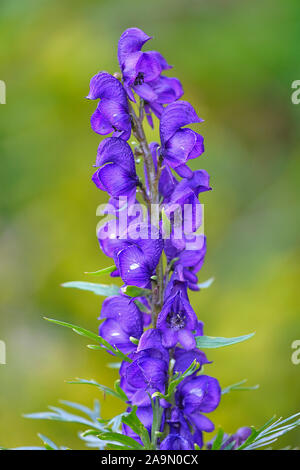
[157,281,198,350]
[87,72,131,140]
[99,295,143,354]
[160,101,204,177]
[92,138,139,202]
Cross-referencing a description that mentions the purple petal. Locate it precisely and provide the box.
[117,245,151,288]
[181,375,221,414]
[86,72,128,108]
[174,348,211,374]
[90,108,113,135]
[160,434,193,450]
[160,101,203,144]
[99,319,135,354]
[178,329,196,350]
[95,138,136,173]
[189,413,215,432]
[93,164,137,197]
[100,295,143,338]
[118,28,151,66]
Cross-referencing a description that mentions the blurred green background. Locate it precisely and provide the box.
[0,0,299,449]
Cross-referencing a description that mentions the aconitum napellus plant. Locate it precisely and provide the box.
[8,28,300,451]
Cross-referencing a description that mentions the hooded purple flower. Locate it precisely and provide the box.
[120,350,168,407]
[118,28,183,123]
[118,28,169,101]
[160,101,205,177]
[119,329,169,407]
[114,223,163,288]
[157,280,198,350]
[86,72,131,140]
[99,295,143,354]
[92,138,139,203]
[175,375,221,443]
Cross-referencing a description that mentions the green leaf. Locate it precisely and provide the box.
[222,379,259,395]
[196,332,255,349]
[129,336,139,345]
[121,407,152,449]
[121,285,151,297]
[150,396,164,449]
[66,378,128,402]
[237,412,300,450]
[44,317,132,363]
[197,277,214,289]
[211,428,225,450]
[84,265,116,276]
[134,299,150,313]
[61,281,120,297]
[97,432,144,450]
[114,380,128,402]
[38,434,59,450]
[161,207,171,237]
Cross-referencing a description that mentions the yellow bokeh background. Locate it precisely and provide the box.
[0,0,299,449]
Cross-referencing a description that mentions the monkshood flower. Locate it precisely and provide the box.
[118,28,170,101]
[99,295,143,354]
[118,27,183,125]
[114,223,163,288]
[86,72,131,140]
[174,375,221,447]
[120,330,168,407]
[157,279,198,349]
[160,101,205,177]
[92,138,139,205]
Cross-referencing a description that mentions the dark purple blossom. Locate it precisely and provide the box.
[160,101,205,177]
[114,223,163,288]
[118,28,183,124]
[99,295,143,354]
[120,349,168,407]
[92,138,139,203]
[157,280,198,349]
[175,375,221,444]
[118,28,169,101]
[86,72,131,140]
